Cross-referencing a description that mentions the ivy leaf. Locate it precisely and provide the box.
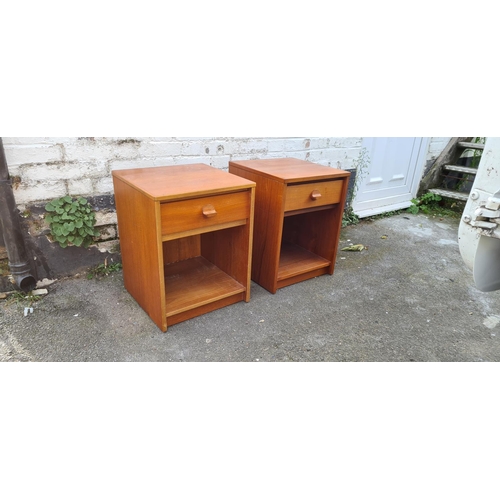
[75,220,83,229]
[78,198,88,205]
[73,235,84,246]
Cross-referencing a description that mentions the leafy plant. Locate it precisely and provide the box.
[408,192,442,214]
[45,196,100,248]
[87,259,122,279]
[6,290,42,306]
[469,137,485,169]
[342,146,371,227]
[342,207,360,227]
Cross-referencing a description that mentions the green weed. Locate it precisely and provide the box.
[87,260,122,279]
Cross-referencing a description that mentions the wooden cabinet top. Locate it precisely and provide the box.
[112,164,255,201]
[229,158,350,183]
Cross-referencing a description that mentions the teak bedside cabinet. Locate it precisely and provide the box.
[229,158,350,294]
[112,164,255,332]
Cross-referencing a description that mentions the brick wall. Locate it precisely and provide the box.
[0,136,449,290]
[2,137,364,206]
[2,136,450,207]
[427,137,452,160]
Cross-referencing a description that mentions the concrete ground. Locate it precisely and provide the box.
[2,212,500,362]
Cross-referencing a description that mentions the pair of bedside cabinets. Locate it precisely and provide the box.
[112,159,350,331]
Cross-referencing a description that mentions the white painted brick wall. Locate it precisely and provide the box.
[427,137,452,160]
[1,137,448,206]
[5,144,63,166]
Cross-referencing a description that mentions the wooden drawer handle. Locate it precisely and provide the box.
[310,190,322,200]
[202,204,217,218]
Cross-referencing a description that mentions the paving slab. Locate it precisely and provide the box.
[2,212,500,362]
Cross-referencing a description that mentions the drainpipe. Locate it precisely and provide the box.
[0,138,36,291]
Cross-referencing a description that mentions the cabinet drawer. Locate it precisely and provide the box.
[284,180,342,212]
[161,190,250,236]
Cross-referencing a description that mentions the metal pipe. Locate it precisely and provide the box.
[0,138,36,291]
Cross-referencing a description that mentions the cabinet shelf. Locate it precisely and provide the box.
[164,256,246,317]
[277,242,331,282]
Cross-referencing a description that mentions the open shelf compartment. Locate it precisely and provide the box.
[277,242,331,282]
[164,256,245,317]
[277,209,336,285]
[162,224,250,323]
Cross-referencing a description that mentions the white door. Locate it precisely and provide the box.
[352,137,429,218]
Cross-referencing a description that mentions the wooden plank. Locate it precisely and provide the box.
[277,242,330,281]
[162,235,200,264]
[229,158,350,183]
[113,176,166,331]
[162,220,247,242]
[276,268,330,290]
[164,256,245,317]
[112,164,255,201]
[229,165,285,293]
[166,293,245,326]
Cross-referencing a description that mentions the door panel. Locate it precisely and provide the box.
[353,137,428,217]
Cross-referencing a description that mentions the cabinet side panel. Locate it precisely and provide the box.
[113,176,166,331]
[229,166,284,293]
[245,186,255,300]
[328,176,350,273]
